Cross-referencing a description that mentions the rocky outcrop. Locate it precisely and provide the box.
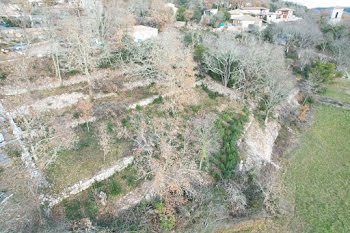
[239,116,281,171]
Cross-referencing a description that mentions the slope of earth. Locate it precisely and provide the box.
[218,79,350,233]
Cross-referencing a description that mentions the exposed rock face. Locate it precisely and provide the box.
[239,116,281,170]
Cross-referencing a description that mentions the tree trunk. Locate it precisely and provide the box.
[52,53,62,85]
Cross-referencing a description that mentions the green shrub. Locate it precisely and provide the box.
[190,105,201,113]
[195,73,205,79]
[121,117,132,128]
[191,7,202,23]
[177,7,186,21]
[0,166,4,174]
[183,32,193,47]
[311,61,343,83]
[194,45,206,63]
[122,174,136,186]
[65,69,80,77]
[200,84,221,99]
[64,199,82,220]
[152,96,163,104]
[107,122,114,133]
[242,172,264,208]
[135,105,143,111]
[73,112,80,119]
[304,96,315,104]
[153,201,176,232]
[6,148,21,158]
[109,180,122,196]
[83,194,98,220]
[92,181,104,191]
[211,108,250,179]
[0,67,7,80]
[285,51,298,60]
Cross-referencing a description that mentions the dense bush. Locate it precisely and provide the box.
[0,67,7,80]
[193,45,206,62]
[109,180,122,196]
[177,7,187,21]
[64,199,82,220]
[200,84,221,99]
[211,108,250,179]
[311,61,342,83]
[152,95,163,104]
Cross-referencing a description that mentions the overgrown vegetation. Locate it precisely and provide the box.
[200,84,221,99]
[211,108,249,179]
[46,123,130,193]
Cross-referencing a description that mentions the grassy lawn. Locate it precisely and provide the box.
[323,79,350,103]
[284,105,350,232]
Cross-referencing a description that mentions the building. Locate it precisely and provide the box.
[276,8,294,19]
[203,9,218,16]
[231,15,262,29]
[265,12,278,23]
[329,7,344,24]
[0,3,21,18]
[228,9,243,17]
[132,25,158,42]
[241,7,269,15]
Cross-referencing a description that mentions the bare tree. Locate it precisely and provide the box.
[331,37,350,78]
[202,33,241,87]
[273,20,323,52]
[201,34,295,122]
[261,75,293,123]
[98,123,111,162]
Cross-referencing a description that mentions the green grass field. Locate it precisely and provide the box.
[284,105,350,232]
[323,79,350,103]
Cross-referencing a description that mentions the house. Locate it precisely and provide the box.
[241,7,269,16]
[0,3,21,18]
[276,8,294,19]
[231,15,262,29]
[229,9,243,18]
[329,7,344,24]
[203,9,218,16]
[265,12,278,23]
[132,25,158,42]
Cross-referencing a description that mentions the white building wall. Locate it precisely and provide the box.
[329,7,344,24]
